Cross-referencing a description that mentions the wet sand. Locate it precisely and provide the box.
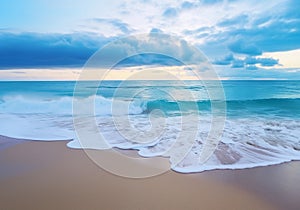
[1,135,299,210]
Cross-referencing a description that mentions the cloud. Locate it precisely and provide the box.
[117,53,182,67]
[213,54,279,69]
[245,65,258,70]
[244,56,257,65]
[210,2,300,56]
[183,26,215,36]
[87,33,207,68]
[162,7,178,18]
[0,32,110,69]
[0,32,207,69]
[217,14,249,27]
[92,18,133,34]
[150,28,163,33]
[181,0,300,63]
[245,57,279,67]
[1,0,299,80]
[181,1,198,9]
[228,40,262,56]
[213,54,234,65]
[215,65,300,80]
[201,0,223,5]
[231,59,244,68]
[227,20,300,54]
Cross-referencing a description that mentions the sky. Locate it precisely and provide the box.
[0,0,300,80]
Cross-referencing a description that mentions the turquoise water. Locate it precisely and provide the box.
[0,80,300,172]
[1,80,300,117]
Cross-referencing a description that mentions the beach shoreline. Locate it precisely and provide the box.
[1,136,300,210]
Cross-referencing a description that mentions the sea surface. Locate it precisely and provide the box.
[0,80,300,173]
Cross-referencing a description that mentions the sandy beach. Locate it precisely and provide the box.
[1,135,300,210]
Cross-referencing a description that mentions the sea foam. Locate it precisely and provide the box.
[1,80,300,173]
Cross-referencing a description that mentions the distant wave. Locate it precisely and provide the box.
[1,95,300,117]
[143,97,300,117]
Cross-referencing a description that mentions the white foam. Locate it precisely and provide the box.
[1,96,300,173]
[172,118,300,173]
[0,114,74,140]
[0,95,144,116]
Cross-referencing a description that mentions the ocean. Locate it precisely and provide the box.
[0,80,300,173]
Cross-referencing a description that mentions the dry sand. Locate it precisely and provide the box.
[1,135,300,210]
